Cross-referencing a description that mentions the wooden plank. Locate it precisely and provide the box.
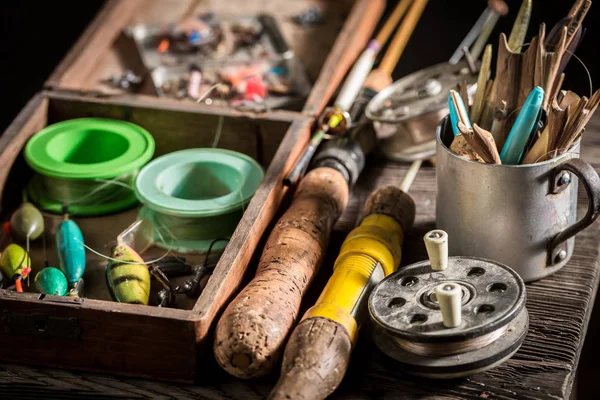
[45,92,293,166]
[0,93,47,205]
[46,0,143,90]
[0,291,197,382]
[45,90,303,124]
[302,0,385,117]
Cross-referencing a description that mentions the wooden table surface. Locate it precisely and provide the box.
[2,116,600,399]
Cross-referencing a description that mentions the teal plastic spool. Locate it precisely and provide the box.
[134,148,263,253]
[24,118,155,216]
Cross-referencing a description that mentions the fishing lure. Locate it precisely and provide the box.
[34,267,68,296]
[106,244,151,305]
[67,278,84,298]
[10,202,44,242]
[56,218,86,286]
[0,243,32,292]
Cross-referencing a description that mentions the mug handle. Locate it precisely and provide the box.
[548,159,600,265]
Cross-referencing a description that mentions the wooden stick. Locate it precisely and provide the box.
[471,44,492,124]
[450,134,483,162]
[507,0,532,52]
[364,0,425,93]
[457,80,470,114]
[458,122,502,164]
[560,90,583,120]
[521,126,551,164]
[379,0,429,75]
[375,0,414,45]
[479,78,495,130]
[490,34,521,149]
[565,0,592,49]
[534,24,546,91]
[451,90,470,126]
[517,29,541,110]
[180,0,201,20]
[543,27,568,110]
[523,99,570,163]
[569,0,587,17]
[549,73,566,107]
[557,90,600,155]
[400,159,423,193]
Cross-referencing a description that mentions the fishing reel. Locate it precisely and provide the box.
[368,230,528,378]
[366,60,479,161]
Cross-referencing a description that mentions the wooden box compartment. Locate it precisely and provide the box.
[0,90,312,381]
[46,0,384,117]
[0,0,386,382]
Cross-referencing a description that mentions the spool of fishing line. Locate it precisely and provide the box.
[24,118,155,216]
[369,256,528,379]
[134,148,263,253]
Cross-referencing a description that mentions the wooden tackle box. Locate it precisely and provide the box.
[0,0,386,381]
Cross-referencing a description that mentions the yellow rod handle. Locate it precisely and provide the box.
[303,214,403,342]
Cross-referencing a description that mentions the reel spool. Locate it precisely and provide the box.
[366,61,478,162]
[134,148,263,253]
[25,118,155,216]
[368,230,528,379]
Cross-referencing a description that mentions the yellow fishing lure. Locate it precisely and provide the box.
[106,244,151,305]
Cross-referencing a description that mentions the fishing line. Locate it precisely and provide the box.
[77,236,172,266]
[392,325,508,357]
[39,172,138,212]
[535,148,581,164]
[212,115,224,148]
[64,169,246,258]
[196,83,226,104]
[562,50,593,100]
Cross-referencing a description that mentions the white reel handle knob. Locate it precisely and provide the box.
[435,282,462,328]
[424,229,448,271]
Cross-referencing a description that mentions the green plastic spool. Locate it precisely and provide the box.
[24,118,155,216]
[135,148,263,253]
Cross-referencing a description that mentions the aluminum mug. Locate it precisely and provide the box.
[435,116,600,282]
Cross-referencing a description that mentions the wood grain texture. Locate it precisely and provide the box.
[46,0,143,90]
[490,34,522,150]
[270,317,352,400]
[0,94,47,204]
[2,116,600,398]
[46,92,292,166]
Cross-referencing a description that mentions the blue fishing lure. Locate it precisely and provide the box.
[56,219,86,285]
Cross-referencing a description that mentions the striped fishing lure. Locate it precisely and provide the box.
[106,244,151,305]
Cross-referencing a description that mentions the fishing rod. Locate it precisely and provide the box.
[270,161,420,400]
[284,0,416,186]
[213,0,429,380]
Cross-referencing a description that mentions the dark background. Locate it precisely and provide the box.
[0,0,598,397]
[1,1,598,132]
